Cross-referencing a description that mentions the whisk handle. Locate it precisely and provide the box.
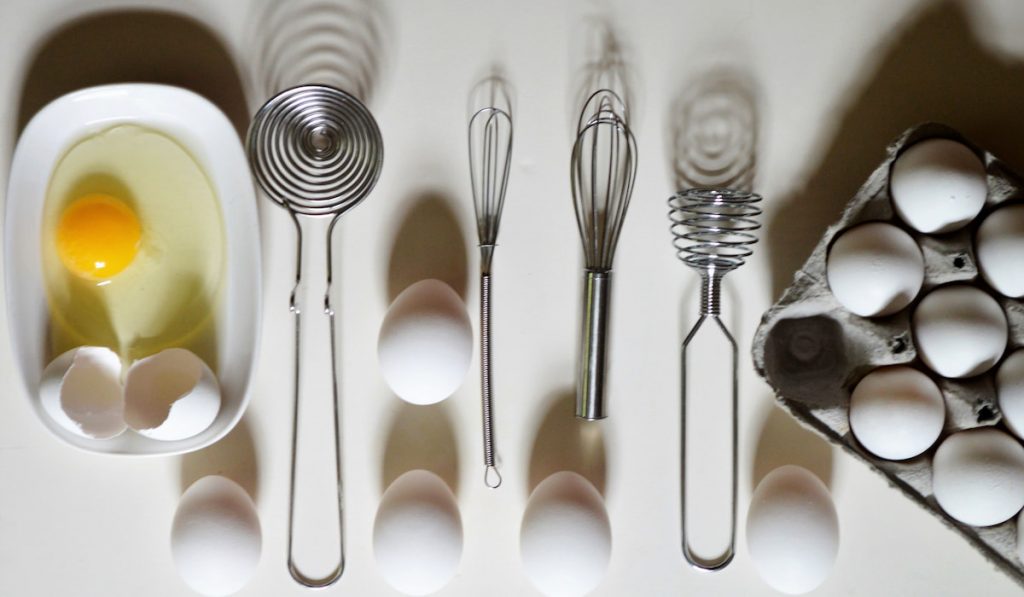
[480,271,502,488]
[577,270,611,420]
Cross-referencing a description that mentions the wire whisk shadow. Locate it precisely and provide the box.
[245,0,390,104]
[669,67,758,192]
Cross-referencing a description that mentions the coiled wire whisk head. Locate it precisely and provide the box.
[669,188,762,272]
[669,188,761,315]
[571,89,638,271]
[468,106,513,263]
[247,84,383,216]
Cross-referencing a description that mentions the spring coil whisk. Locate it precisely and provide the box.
[669,187,761,573]
[668,188,761,274]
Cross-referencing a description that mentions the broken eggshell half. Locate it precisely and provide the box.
[124,348,220,441]
[39,345,126,439]
[38,346,220,442]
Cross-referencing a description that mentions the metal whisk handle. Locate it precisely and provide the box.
[479,271,502,488]
[576,270,611,420]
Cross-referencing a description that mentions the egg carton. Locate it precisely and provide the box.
[751,122,1024,586]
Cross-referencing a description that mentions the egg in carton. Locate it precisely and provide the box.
[752,122,1024,585]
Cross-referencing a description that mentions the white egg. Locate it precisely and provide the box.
[172,475,261,597]
[997,350,1024,441]
[912,284,1007,378]
[520,471,610,597]
[378,279,472,405]
[746,465,838,595]
[374,470,462,596]
[976,204,1024,298]
[826,222,924,317]
[890,138,987,234]
[39,345,126,439]
[933,428,1024,526]
[849,366,945,460]
[124,348,220,441]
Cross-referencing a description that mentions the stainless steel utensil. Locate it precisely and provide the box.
[468,104,513,488]
[247,84,383,588]
[668,188,761,571]
[570,89,637,421]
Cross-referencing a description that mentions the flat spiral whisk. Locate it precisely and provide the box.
[246,83,384,588]
[247,84,383,217]
[668,188,762,273]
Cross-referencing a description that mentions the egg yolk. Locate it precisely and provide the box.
[56,193,141,281]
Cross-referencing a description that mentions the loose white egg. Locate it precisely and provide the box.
[933,428,1024,526]
[38,345,126,439]
[172,475,261,597]
[520,471,610,597]
[890,138,987,234]
[374,470,462,596]
[378,279,472,405]
[849,366,945,460]
[826,222,924,317]
[976,204,1024,298]
[912,284,1007,378]
[124,348,220,441]
[746,465,838,595]
[997,350,1024,440]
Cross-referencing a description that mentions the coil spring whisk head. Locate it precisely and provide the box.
[668,188,762,274]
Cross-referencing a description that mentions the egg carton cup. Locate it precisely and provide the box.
[752,123,1024,585]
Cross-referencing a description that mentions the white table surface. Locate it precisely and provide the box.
[3,0,1024,595]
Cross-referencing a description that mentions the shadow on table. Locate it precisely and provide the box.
[380,400,460,496]
[386,191,469,303]
[527,388,607,496]
[17,9,248,139]
[766,0,1024,300]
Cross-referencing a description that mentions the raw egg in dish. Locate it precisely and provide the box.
[41,124,225,364]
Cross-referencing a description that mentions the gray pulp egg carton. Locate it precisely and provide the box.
[751,122,1024,585]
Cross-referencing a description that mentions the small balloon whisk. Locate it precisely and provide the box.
[468,103,513,488]
[571,89,637,420]
[669,188,761,572]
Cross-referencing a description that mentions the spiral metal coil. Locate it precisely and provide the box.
[669,188,762,272]
[246,84,383,589]
[248,84,383,217]
[669,187,761,573]
[468,105,513,489]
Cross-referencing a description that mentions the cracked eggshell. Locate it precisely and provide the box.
[124,348,220,441]
[378,279,472,405]
[39,346,126,439]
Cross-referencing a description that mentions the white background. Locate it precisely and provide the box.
[2,0,1024,595]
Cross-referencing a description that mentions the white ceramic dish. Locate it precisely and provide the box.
[5,83,261,455]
